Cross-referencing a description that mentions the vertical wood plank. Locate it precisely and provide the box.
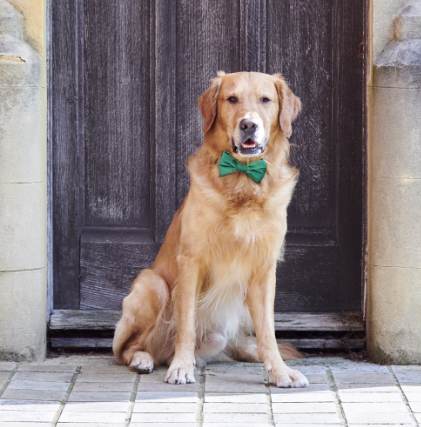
[153,0,177,242]
[240,0,267,72]
[84,0,151,228]
[52,0,82,308]
[175,0,242,208]
[267,0,334,232]
[334,0,364,310]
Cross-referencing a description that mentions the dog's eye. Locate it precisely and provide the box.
[227,96,238,104]
[261,97,271,103]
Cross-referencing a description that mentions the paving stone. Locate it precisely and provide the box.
[392,365,421,373]
[0,411,56,422]
[285,365,327,375]
[18,364,77,373]
[79,364,131,374]
[132,402,197,412]
[0,399,61,411]
[0,423,51,427]
[205,375,266,393]
[130,412,197,423]
[73,372,138,383]
[342,402,408,413]
[72,381,134,392]
[349,425,415,427]
[339,391,403,402]
[67,391,131,402]
[273,413,341,424]
[58,410,127,423]
[203,412,269,423]
[205,382,266,393]
[401,384,421,393]
[57,424,122,427]
[394,372,421,383]
[203,403,267,413]
[269,384,330,393]
[409,401,421,412]
[137,381,199,393]
[333,374,394,384]
[7,380,69,391]
[139,372,167,383]
[302,374,328,384]
[272,402,337,413]
[130,424,196,427]
[405,392,421,401]
[336,383,398,392]
[205,365,264,376]
[203,424,271,427]
[13,371,73,382]
[205,374,264,384]
[64,401,130,412]
[275,425,342,427]
[271,391,335,402]
[0,372,10,382]
[0,363,16,371]
[345,411,414,424]
[136,392,198,403]
[330,363,390,374]
[1,388,67,401]
[205,393,267,403]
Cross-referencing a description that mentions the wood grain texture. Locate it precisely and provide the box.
[84,0,151,228]
[49,310,363,332]
[50,337,364,350]
[267,0,334,231]
[175,0,243,208]
[51,0,365,314]
[52,0,83,309]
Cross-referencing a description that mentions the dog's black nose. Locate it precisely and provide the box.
[240,119,258,133]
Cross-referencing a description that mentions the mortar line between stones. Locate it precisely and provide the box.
[326,366,348,427]
[196,366,206,427]
[0,364,18,398]
[51,365,81,427]
[388,366,420,426]
[264,369,276,426]
[124,372,141,427]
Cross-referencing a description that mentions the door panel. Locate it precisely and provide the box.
[52,0,364,313]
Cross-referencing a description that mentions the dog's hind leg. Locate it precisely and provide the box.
[113,269,170,373]
[227,334,303,362]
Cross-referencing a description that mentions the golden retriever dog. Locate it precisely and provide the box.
[113,71,309,388]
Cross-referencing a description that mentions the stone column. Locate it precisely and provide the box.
[367,0,421,363]
[0,0,47,361]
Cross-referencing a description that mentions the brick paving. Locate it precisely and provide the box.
[0,356,420,426]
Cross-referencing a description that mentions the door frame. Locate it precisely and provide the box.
[46,0,369,322]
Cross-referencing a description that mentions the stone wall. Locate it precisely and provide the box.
[367,0,421,363]
[0,0,47,361]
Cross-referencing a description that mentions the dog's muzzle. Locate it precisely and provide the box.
[232,118,266,156]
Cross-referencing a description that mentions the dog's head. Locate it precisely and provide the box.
[198,71,301,158]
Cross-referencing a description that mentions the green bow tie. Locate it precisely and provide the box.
[218,151,267,183]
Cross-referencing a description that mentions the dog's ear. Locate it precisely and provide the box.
[198,73,223,133]
[273,74,301,138]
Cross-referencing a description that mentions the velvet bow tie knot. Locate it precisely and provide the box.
[218,151,267,183]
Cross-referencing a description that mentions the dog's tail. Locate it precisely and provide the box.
[112,317,134,364]
[278,342,304,360]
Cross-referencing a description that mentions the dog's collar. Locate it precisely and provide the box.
[218,151,266,183]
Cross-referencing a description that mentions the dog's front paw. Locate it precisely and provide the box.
[165,362,196,385]
[266,363,309,388]
[129,351,154,374]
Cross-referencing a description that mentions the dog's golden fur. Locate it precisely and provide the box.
[113,71,309,387]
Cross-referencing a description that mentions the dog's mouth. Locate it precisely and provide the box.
[232,138,265,156]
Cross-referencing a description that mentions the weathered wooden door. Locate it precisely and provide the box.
[52,1,365,316]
